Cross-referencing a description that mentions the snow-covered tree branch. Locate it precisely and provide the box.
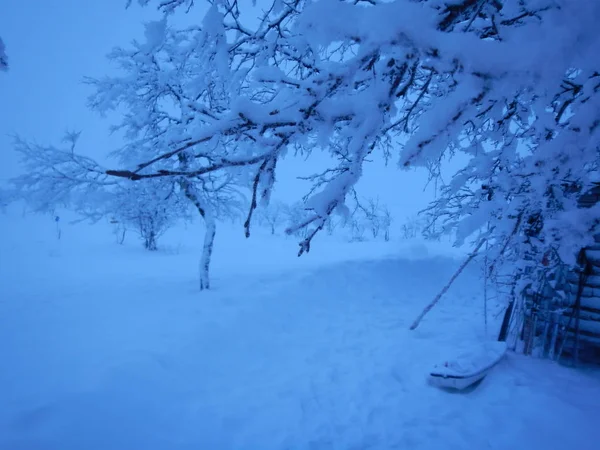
[10,0,600,291]
[11,133,113,215]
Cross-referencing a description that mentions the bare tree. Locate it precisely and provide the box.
[381,206,392,242]
[109,216,127,245]
[284,202,312,240]
[257,200,289,235]
[347,191,392,242]
[400,216,422,240]
[324,216,339,236]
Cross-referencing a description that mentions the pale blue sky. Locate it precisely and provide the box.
[0,0,437,221]
[0,1,159,181]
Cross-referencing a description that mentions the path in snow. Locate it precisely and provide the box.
[1,214,599,449]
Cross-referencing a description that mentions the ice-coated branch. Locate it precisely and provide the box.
[106,152,269,181]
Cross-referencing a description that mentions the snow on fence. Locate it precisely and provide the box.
[507,184,600,365]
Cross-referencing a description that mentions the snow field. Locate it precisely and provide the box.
[0,212,599,449]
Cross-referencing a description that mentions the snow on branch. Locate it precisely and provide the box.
[11,0,600,269]
[10,133,113,213]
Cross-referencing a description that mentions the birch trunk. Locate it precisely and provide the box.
[182,180,216,291]
[199,211,216,291]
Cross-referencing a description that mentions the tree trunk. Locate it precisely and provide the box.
[181,180,216,291]
[146,231,157,251]
[119,228,126,245]
[200,212,216,291]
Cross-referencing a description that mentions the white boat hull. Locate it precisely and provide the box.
[429,341,507,391]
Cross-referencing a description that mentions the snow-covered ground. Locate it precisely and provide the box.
[1,210,599,450]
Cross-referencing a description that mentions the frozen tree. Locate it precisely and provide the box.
[180,172,244,290]
[339,192,393,242]
[284,202,312,240]
[381,206,392,242]
[414,0,600,290]
[324,215,339,236]
[10,0,600,292]
[257,200,289,235]
[400,215,426,240]
[10,132,242,289]
[350,194,392,240]
[348,216,367,242]
[109,215,128,245]
[109,179,187,251]
[362,198,381,239]
[83,14,246,289]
